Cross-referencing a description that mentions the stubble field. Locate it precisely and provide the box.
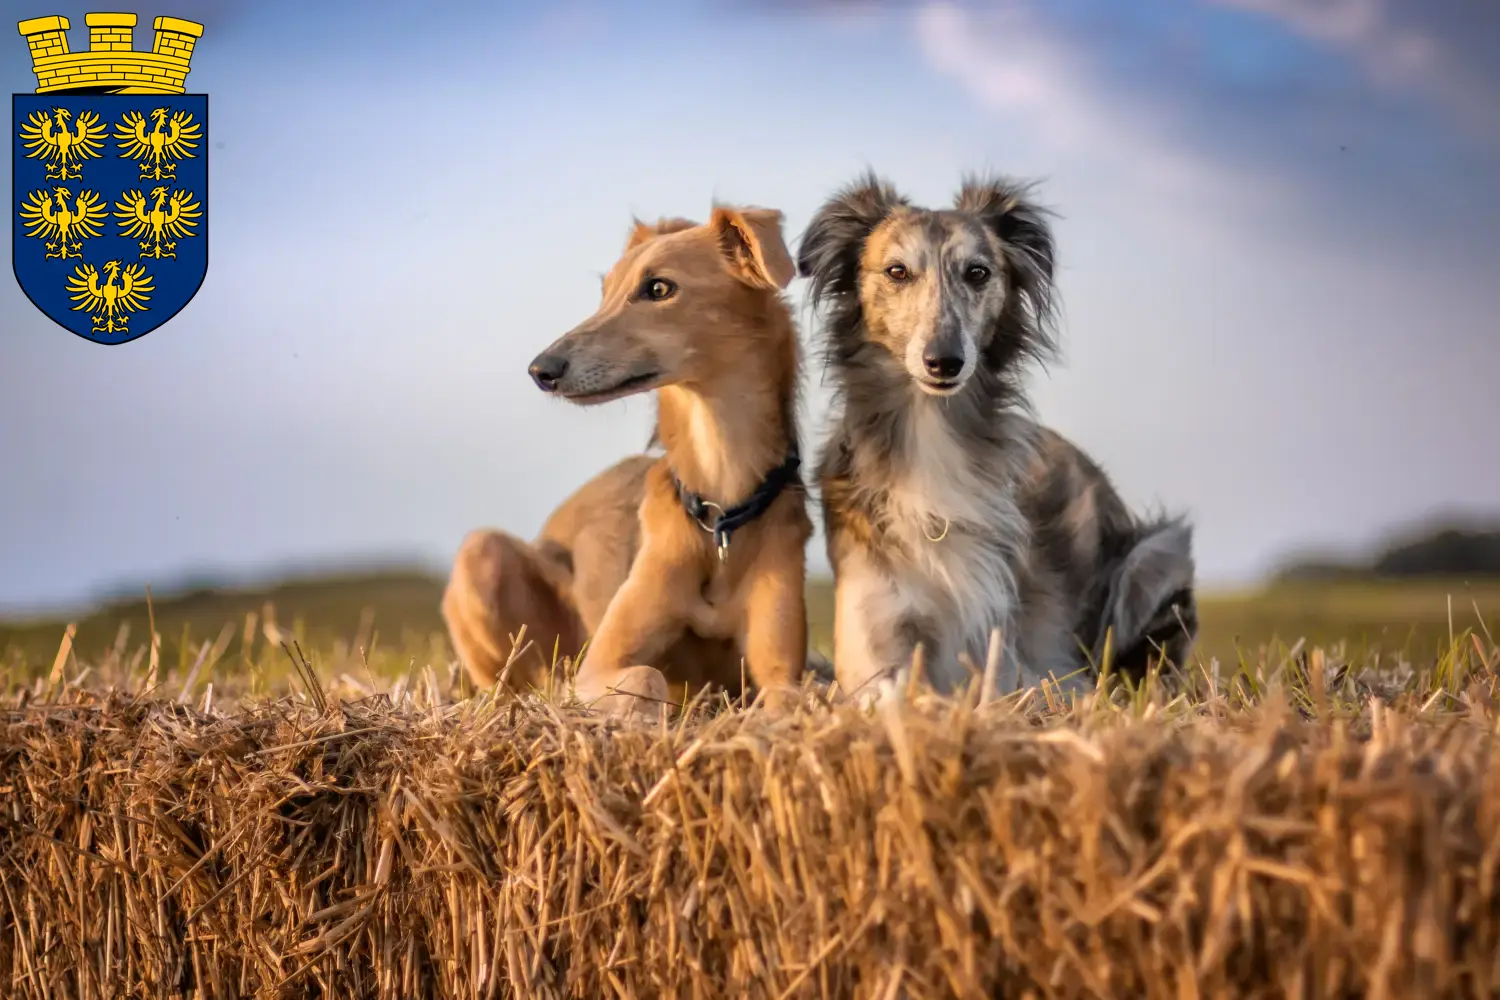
[0,571,1497,997]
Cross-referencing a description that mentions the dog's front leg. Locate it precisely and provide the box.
[737,532,809,711]
[571,556,689,719]
[831,549,929,707]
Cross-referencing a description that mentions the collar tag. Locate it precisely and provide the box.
[672,445,803,566]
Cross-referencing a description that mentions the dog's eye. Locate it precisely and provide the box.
[964,264,991,285]
[885,264,909,281]
[640,277,676,301]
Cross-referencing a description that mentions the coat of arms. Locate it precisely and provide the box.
[12,12,207,345]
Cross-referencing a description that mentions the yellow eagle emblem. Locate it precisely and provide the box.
[115,107,202,182]
[18,107,107,182]
[18,186,109,261]
[66,260,155,336]
[115,186,203,260]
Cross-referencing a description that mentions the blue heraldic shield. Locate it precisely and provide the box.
[13,93,209,344]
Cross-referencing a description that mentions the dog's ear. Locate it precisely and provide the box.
[710,206,795,290]
[624,216,699,254]
[796,171,907,308]
[954,174,1056,288]
[624,220,656,254]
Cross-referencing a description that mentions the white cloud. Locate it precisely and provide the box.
[1211,0,1383,45]
[911,2,1291,214]
[1208,0,1499,144]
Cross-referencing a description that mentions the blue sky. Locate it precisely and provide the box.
[3,0,1497,613]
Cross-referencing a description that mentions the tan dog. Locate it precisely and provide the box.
[442,206,812,717]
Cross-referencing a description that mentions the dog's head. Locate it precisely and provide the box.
[528,207,796,404]
[797,171,1058,398]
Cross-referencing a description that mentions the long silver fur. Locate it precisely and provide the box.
[798,170,1198,700]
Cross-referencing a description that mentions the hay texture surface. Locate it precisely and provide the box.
[3,681,1500,999]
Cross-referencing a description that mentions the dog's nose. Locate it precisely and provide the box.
[923,353,964,380]
[528,353,568,392]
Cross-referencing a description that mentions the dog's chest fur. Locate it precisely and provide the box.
[835,400,1036,678]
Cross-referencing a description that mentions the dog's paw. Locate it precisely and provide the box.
[836,671,906,713]
[752,681,806,716]
[574,665,670,721]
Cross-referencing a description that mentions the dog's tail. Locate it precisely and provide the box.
[1095,515,1198,678]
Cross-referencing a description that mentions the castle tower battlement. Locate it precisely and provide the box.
[87,11,135,52]
[16,11,203,94]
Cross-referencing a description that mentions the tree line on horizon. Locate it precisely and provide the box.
[1274,522,1500,582]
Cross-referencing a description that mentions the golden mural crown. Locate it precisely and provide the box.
[17,12,204,95]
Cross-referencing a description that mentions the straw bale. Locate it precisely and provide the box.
[1,684,1499,998]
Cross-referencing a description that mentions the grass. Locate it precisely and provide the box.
[2,570,1499,996]
[3,570,1497,699]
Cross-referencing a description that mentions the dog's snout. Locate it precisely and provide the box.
[529,353,569,393]
[922,352,964,381]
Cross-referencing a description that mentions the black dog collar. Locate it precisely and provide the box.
[673,446,802,562]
